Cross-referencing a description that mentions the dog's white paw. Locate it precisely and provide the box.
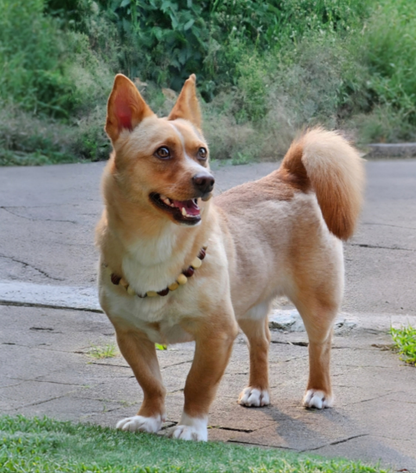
[303,390,333,409]
[170,413,208,442]
[116,414,163,433]
[239,387,270,407]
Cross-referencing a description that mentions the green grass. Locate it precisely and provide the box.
[87,342,118,360]
[390,325,416,366]
[155,343,168,351]
[0,415,389,473]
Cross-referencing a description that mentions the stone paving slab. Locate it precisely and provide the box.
[1,159,416,471]
[1,304,416,471]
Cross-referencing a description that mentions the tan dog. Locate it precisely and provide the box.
[96,73,364,441]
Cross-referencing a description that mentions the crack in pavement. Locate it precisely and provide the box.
[88,362,130,369]
[211,426,255,433]
[344,390,397,406]
[0,253,64,281]
[7,393,76,411]
[167,388,184,394]
[0,206,77,224]
[0,380,25,390]
[161,360,193,370]
[227,439,295,450]
[0,300,103,314]
[271,340,308,347]
[362,221,416,230]
[301,433,369,452]
[348,243,415,252]
[10,377,88,387]
[1,341,91,355]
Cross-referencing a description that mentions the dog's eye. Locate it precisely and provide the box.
[155,147,171,160]
[198,147,207,160]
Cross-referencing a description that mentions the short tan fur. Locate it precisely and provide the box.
[96,73,365,441]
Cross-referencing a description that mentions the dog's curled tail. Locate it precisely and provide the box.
[280,128,365,240]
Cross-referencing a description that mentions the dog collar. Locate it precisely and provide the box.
[106,246,207,298]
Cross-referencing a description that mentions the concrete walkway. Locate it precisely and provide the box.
[1,159,416,471]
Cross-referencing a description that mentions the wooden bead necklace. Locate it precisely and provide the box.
[108,246,207,298]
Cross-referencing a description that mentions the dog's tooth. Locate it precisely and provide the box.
[181,207,187,217]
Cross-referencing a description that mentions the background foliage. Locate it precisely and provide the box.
[1,0,415,165]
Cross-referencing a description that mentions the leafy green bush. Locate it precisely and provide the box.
[95,0,369,99]
[0,103,109,166]
[1,0,415,166]
[362,0,416,127]
[0,0,78,117]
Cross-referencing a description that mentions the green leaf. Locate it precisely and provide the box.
[184,19,195,31]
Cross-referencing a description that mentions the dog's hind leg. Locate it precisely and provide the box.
[237,300,272,407]
[288,243,343,409]
[114,327,166,433]
[295,298,337,409]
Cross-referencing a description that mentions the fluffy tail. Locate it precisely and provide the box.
[280,128,365,240]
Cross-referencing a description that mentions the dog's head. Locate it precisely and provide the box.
[105,74,214,227]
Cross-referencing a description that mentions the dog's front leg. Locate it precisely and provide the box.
[114,327,166,433]
[171,316,238,441]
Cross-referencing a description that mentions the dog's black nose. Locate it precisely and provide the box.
[192,173,215,195]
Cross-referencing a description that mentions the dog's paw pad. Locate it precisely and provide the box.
[239,387,270,407]
[303,390,333,409]
[116,415,162,433]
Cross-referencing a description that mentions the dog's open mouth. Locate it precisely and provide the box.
[150,193,201,225]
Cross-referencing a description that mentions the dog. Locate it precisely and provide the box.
[96,73,364,441]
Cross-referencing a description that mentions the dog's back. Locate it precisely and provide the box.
[214,128,364,317]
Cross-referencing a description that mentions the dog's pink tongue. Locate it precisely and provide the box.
[173,199,200,216]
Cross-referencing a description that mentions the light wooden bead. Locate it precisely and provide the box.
[191,257,202,269]
[168,282,179,291]
[177,274,187,285]
[147,291,158,297]
[127,286,136,296]
[119,278,128,288]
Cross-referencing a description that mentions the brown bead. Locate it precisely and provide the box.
[111,273,121,285]
[158,288,169,296]
[198,248,206,260]
[183,266,195,278]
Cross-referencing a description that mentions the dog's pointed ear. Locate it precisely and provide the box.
[168,74,201,129]
[105,74,154,142]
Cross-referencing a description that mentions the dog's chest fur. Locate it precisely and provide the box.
[122,226,182,293]
[99,225,203,344]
